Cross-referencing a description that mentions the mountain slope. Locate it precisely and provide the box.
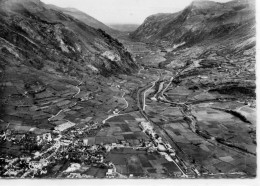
[0,0,138,76]
[46,4,119,35]
[131,0,255,48]
[130,0,255,110]
[0,0,138,131]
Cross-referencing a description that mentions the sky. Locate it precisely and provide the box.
[42,0,232,24]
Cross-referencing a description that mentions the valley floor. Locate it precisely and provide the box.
[0,35,256,178]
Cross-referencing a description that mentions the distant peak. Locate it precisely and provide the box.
[64,7,79,12]
[1,0,41,5]
[0,0,43,10]
[192,0,209,3]
[189,0,220,10]
[191,0,216,6]
[5,0,41,3]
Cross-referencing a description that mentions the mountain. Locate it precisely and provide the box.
[131,0,255,48]
[0,0,138,75]
[0,0,256,178]
[46,4,119,35]
[108,24,140,32]
[0,0,138,127]
[130,0,255,107]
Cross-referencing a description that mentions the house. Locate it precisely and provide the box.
[106,169,114,178]
[42,133,52,142]
[61,139,71,146]
[55,121,75,132]
[82,139,89,146]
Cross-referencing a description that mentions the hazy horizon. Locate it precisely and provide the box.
[42,0,232,25]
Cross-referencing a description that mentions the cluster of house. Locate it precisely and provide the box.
[1,111,199,178]
[139,121,179,159]
[54,121,76,132]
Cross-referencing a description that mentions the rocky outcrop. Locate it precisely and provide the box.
[0,0,138,77]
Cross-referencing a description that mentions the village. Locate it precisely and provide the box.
[0,113,191,178]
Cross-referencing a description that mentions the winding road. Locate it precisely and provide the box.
[138,66,144,74]
[102,89,129,124]
[143,72,161,111]
[73,81,83,98]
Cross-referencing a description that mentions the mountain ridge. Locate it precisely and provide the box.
[131,0,255,49]
[45,4,119,35]
[0,0,138,76]
[0,0,139,127]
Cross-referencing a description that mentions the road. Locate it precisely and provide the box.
[160,77,173,99]
[136,70,193,178]
[143,72,161,111]
[121,91,128,109]
[73,81,83,98]
[48,79,84,122]
[48,110,63,121]
[102,89,129,124]
[138,65,144,74]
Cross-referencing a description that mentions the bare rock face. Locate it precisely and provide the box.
[102,51,121,62]
[0,0,138,77]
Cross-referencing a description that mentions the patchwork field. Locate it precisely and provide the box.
[106,148,181,177]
